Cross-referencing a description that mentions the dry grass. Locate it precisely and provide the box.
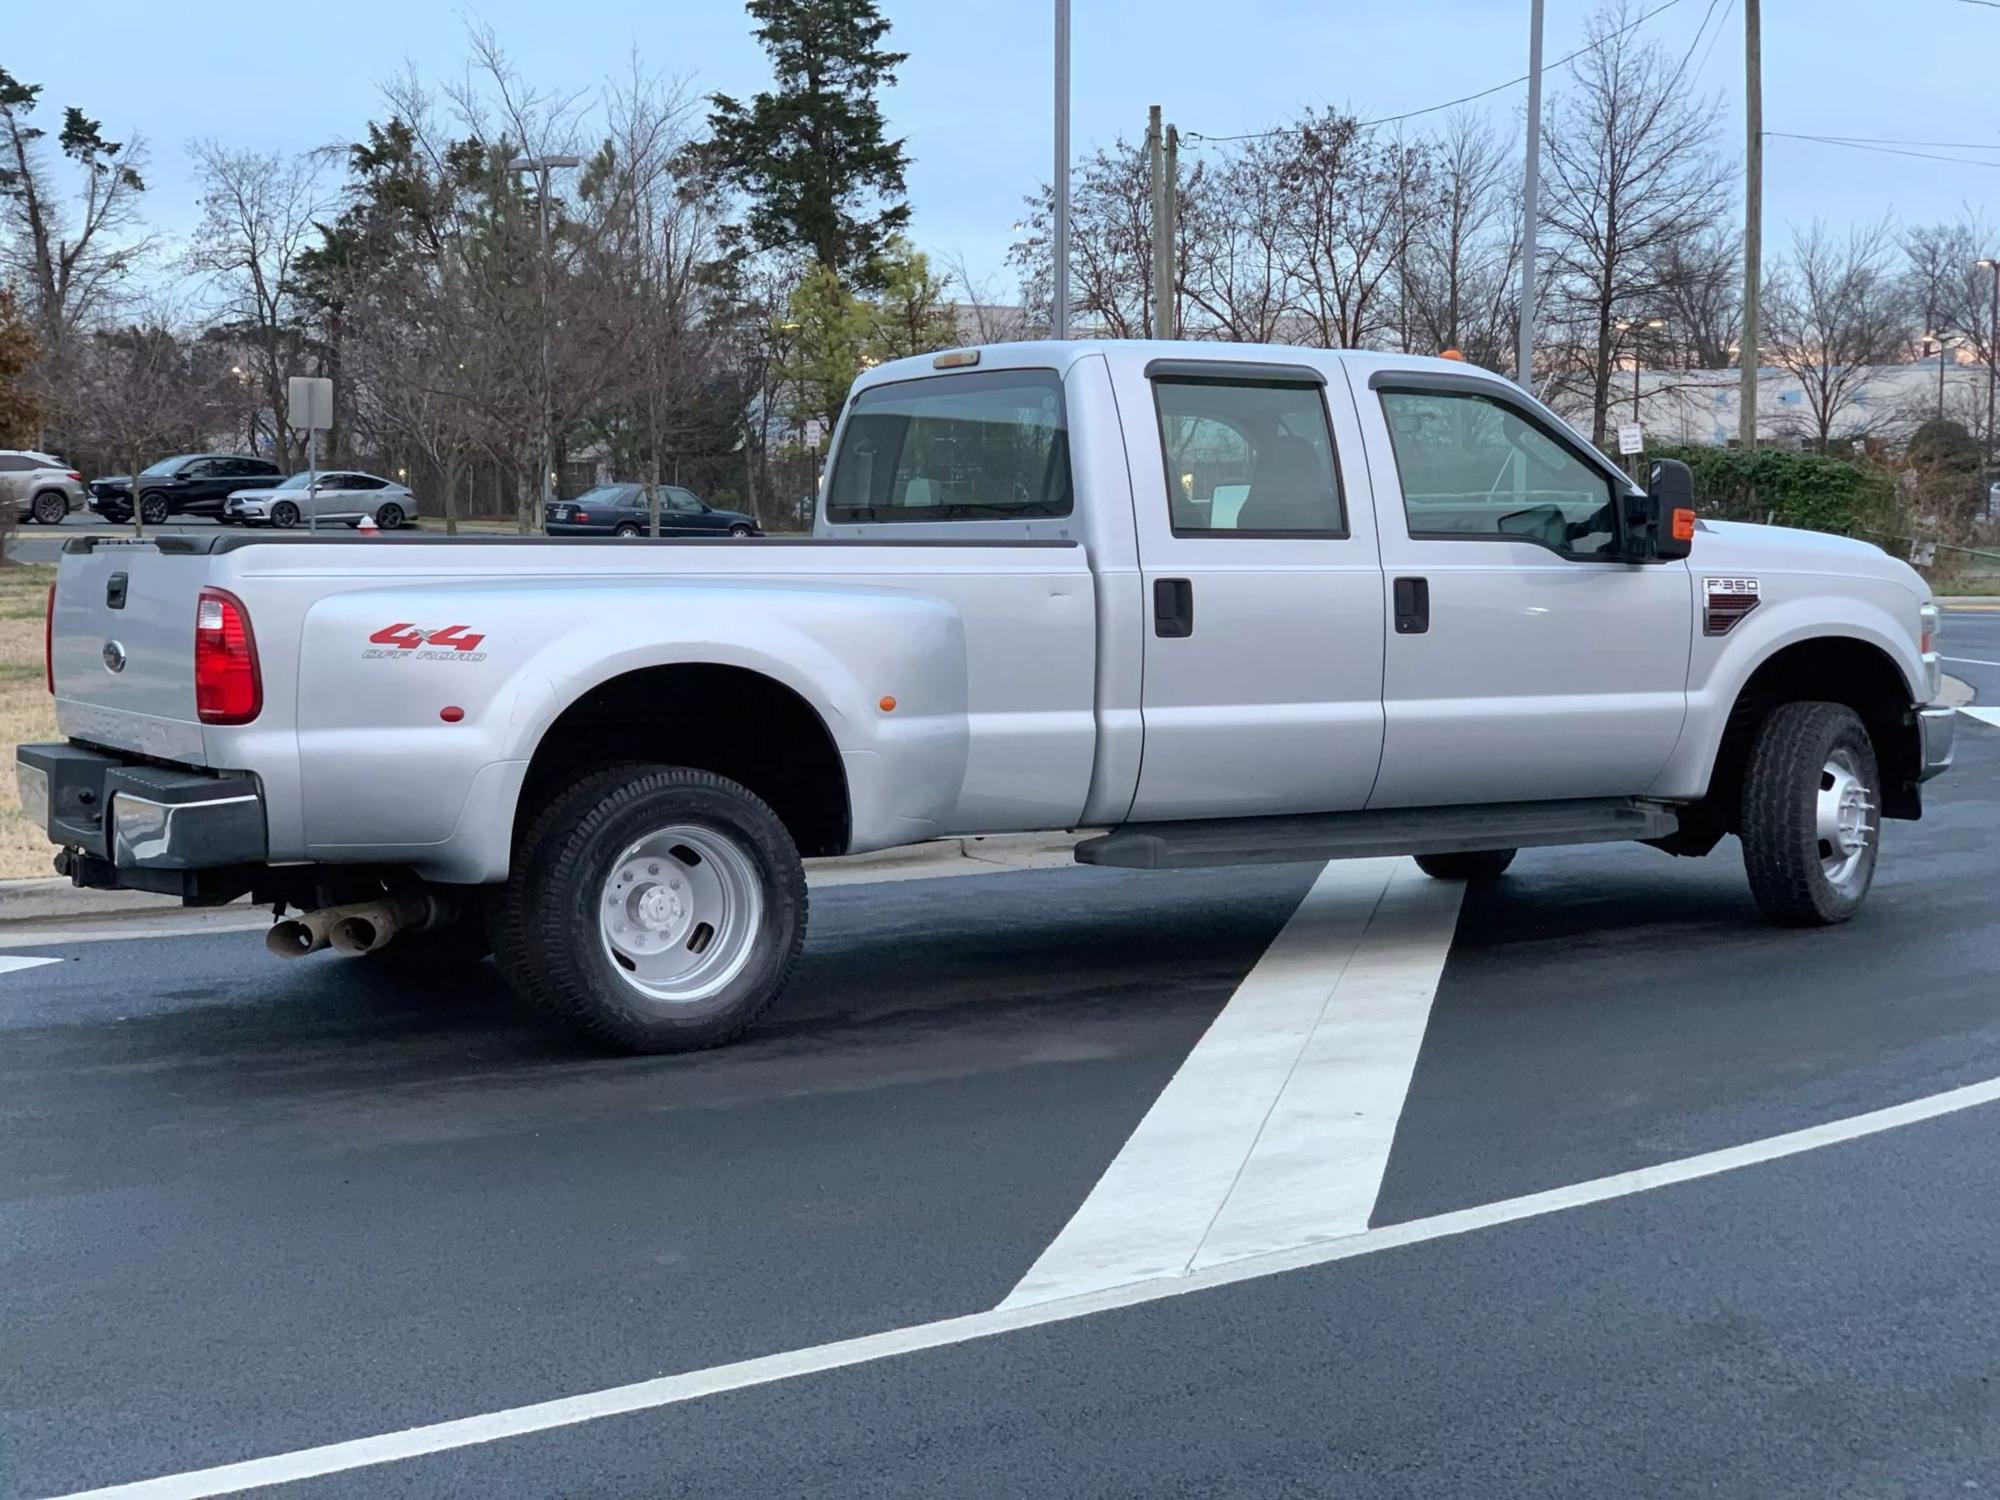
[0,564,59,880]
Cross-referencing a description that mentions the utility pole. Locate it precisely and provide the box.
[1147,106,1166,337]
[1517,0,1545,390]
[1739,0,1761,449]
[1163,123,1179,339]
[1053,0,1072,339]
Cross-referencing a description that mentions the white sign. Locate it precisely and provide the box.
[1617,422,1644,456]
[287,376,333,431]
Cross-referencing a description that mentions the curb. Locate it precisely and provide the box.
[0,831,1093,928]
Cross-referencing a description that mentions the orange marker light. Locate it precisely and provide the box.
[1671,508,1696,543]
[878,696,897,713]
[1439,347,1466,362]
[440,705,465,723]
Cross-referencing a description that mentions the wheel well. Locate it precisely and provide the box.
[1709,637,1920,825]
[518,665,851,857]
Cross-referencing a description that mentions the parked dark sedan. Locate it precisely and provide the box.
[543,483,761,538]
[91,454,284,525]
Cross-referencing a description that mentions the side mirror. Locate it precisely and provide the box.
[1626,458,1695,561]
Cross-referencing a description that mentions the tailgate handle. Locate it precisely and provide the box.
[106,572,128,610]
[1393,576,1429,635]
[1153,577,1194,638]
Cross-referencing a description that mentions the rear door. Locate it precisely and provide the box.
[1119,355,1386,821]
[1354,367,1690,808]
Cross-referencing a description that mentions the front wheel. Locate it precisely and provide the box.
[32,492,68,525]
[492,765,807,1052]
[1740,701,1880,925]
[139,492,171,527]
[1414,849,1517,881]
[270,500,300,529]
[728,523,753,537]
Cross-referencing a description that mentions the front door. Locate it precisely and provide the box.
[1351,368,1691,809]
[1121,355,1386,822]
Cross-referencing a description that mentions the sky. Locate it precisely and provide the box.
[15,0,2000,301]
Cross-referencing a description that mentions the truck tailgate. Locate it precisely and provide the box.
[51,540,211,765]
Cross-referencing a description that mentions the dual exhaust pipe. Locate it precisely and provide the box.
[265,892,456,960]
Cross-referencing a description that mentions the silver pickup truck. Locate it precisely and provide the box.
[17,342,1956,1051]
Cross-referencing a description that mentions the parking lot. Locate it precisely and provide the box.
[0,663,1996,1497]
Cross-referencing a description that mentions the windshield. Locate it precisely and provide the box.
[275,472,312,490]
[140,456,190,476]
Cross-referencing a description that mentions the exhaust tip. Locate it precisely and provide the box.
[329,916,383,955]
[266,920,326,959]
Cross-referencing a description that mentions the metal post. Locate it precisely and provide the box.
[1147,106,1165,337]
[306,424,318,535]
[1164,124,1179,339]
[1740,0,1762,448]
[1516,0,1545,389]
[1634,343,1643,423]
[1988,263,1998,470]
[536,166,553,535]
[1053,0,1071,339]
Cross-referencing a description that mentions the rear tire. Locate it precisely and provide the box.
[375,501,405,530]
[614,522,641,537]
[1414,849,1517,881]
[492,765,807,1053]
[1740,701,1879,926]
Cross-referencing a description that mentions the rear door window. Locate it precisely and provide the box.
[826,368,1071,523]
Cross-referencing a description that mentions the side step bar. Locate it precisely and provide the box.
[1074,799,1680,871]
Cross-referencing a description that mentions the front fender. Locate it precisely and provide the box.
[1650,587,1925,802]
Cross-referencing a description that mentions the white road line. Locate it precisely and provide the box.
[0,955,60,977]
[1942,656,2000,668]
[53,1072,2000,1500]
[1961,706,2000,729]
[1001,857,1460,1308]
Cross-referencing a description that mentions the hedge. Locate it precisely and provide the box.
[1648,443,1896,538]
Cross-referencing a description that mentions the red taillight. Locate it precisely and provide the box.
[44,583,55,694]
[573,511,590,522]
[66,471,82,482]
[195,587,261,724]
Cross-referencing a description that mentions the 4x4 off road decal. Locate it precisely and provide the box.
[363,623,489,662]
[1703,577,1760,636]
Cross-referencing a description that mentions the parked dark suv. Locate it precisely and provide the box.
[543,483,761,537]
[90,454,284,525]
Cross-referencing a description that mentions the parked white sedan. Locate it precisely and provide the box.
[222,471,415,529]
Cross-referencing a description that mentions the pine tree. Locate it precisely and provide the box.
[707,0,911,288]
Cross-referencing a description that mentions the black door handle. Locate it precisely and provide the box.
[1393,576,1429,634]
[1154,577,1194,638]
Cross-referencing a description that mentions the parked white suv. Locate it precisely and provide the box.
[0,450,87,525]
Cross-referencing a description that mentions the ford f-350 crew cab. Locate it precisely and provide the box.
[17,342,1956,1052]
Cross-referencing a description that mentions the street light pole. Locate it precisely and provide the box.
[508,153,580,533]
[1517,0,1546,390]
[1053,0,1071,339]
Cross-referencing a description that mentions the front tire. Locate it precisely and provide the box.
[1415,848,1517,881]
[1740,701,1880,926]
[492,766,807,1053]
[728,523,753,538]
[139,492,171,526]
[270,500,300,529]
[32,492,67,525]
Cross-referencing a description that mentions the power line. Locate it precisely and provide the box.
[1182,0,1685,146]
[1766,131,2000,169]
[1787,132,2000,151]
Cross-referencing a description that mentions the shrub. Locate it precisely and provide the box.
[1649,442,1897,537]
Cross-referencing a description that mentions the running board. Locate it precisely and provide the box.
[1074,799,1679,871]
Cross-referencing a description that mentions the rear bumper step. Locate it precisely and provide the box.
[1075,799,1680,871]
[16,742,266,887]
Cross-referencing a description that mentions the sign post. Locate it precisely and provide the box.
[287,377,334,534]
[1617,421,1644,482]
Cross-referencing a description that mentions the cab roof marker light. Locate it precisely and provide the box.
[932,350,980,369]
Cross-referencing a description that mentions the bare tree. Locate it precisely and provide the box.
[1538,2,1728,442]
[1009,138,1156,339]
[1403,110,1515,363]
[1651,223,1742,370]
[187,143,334,469]
[0,67,152,360]
[1764,219,1913,449]
[1180,141,1292,342]
[1276,111,1431,350]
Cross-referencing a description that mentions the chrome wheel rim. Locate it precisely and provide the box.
[597,824,763,1004]
[1816,748,1876,894]
[35,495,64,524]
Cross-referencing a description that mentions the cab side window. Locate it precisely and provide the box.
[1377,388,1619,559]
[1153,378,1345,536]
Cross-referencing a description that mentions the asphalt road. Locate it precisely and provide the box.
[1942,604,2000,703]
[4,723,2000,1498]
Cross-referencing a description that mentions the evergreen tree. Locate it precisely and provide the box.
[707,0,911,287]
